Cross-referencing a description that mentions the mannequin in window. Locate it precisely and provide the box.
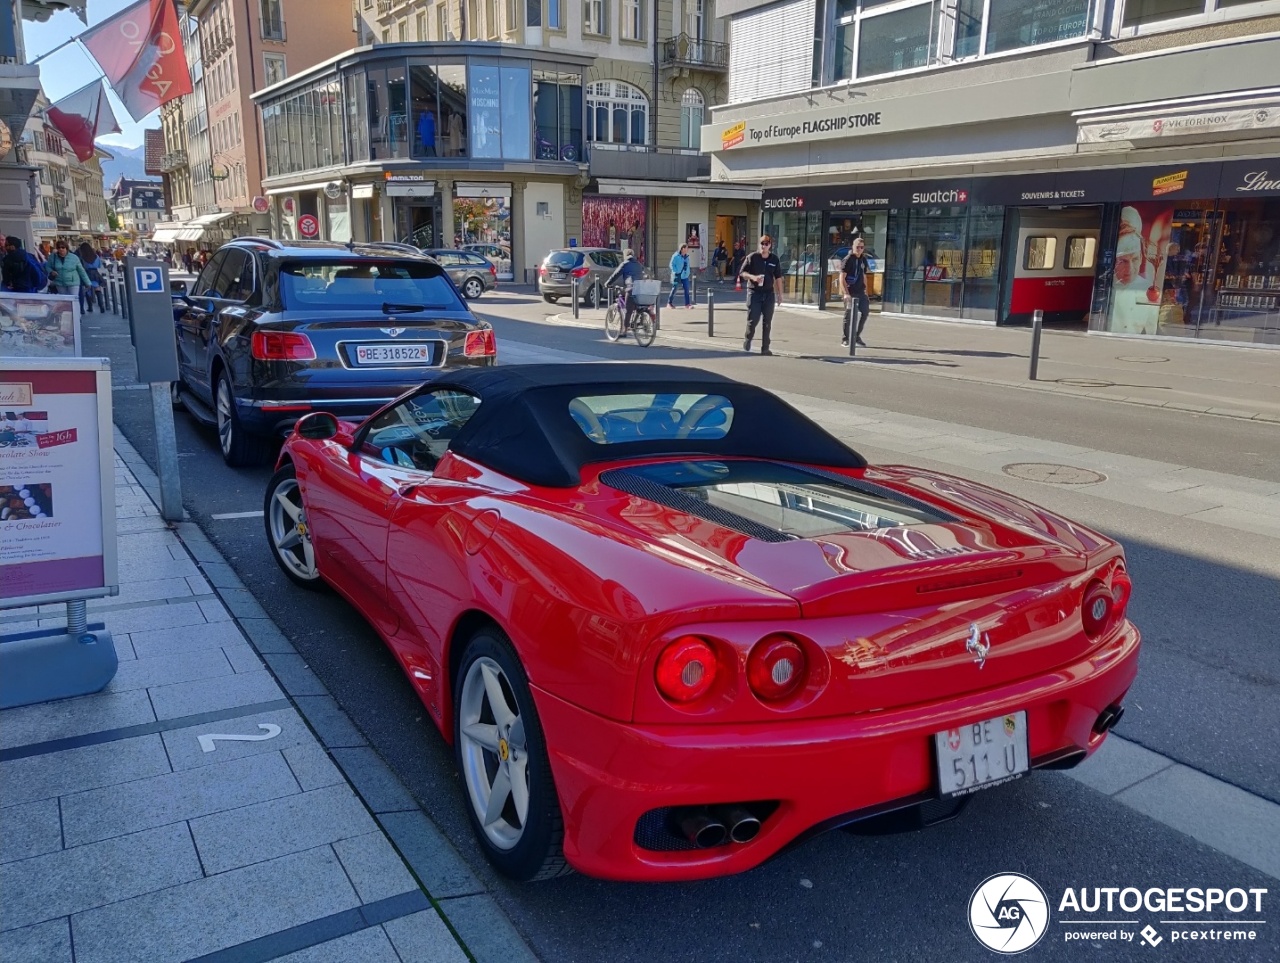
[418,108,437,157]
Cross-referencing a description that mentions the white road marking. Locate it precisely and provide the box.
[198,723,282,752]
[211,510,264,520]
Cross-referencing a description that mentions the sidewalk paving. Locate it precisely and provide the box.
[553,290,1280,422]
[0,436,536,963]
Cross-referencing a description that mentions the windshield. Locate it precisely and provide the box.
[280,260,466,311]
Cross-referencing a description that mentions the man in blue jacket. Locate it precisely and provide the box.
[2,236,47,293]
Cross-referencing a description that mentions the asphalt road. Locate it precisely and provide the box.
[84,297,1279,963]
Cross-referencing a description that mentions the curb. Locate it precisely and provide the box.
[112,428,540,963]
[544,312,1278,425]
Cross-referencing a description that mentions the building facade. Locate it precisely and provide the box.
[282,0,759,278]
[23,100,74,242]
[109,177,166,238]
[1,1,46,247]
[710,0,1280,346]
[69,146,111,236]
[174,0,354,243]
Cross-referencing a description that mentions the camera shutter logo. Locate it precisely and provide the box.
[968,873,1049,954]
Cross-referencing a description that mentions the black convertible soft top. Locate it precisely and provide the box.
[423,363,866,488]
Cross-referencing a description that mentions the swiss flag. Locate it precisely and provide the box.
[47,82,121,162]
[78,0,192,122]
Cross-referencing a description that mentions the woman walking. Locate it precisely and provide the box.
[77,243,106,314]
[667,244,692,309]
[46,240,91,303]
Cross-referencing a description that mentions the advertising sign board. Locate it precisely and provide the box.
[0,293,81,358]
[0,358,118,607]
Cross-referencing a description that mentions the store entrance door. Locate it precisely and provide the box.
[394,198,440,247]
[1002,207,1102,325]
[820,211,888,311]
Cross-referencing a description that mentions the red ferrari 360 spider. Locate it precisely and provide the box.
[264,364,1139,882]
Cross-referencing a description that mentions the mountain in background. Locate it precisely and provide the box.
[98,145,160,191]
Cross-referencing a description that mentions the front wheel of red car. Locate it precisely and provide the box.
[454,628,570,881]
[263,465,327,591]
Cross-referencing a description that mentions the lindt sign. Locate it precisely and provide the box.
[1236,170,1280,192]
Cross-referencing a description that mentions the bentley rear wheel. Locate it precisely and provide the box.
[455,627,569,881]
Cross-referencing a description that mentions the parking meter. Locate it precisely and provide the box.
[124,257,179,384]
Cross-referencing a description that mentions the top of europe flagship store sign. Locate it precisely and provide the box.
[717,108,886,151]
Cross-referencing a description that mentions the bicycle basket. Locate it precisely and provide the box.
[631,280,661,305]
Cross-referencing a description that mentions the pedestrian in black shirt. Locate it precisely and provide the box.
[740,234,783,355]
[841,237,871,347]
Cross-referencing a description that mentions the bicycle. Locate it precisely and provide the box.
[604,280,659,347]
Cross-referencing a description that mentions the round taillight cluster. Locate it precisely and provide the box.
[1081,579,1114,638]
[1111,568,1133,618]
[747,635,808,702]
[655,635,718,703]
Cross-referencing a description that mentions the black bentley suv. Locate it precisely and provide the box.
[171,238,496,466]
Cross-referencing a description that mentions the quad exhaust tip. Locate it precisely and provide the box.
[719,805,762,843]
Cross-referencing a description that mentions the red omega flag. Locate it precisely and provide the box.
[47,81,122,162]
[78,0,192,122]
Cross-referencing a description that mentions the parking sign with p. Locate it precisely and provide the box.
[133,266,164,293]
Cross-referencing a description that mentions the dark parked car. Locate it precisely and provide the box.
[171,238,496,466]
[537,248,624,306]
[418,249,497,300]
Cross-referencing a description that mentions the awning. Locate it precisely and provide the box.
[177,228,205,241]
[152,223,189,242]
[594,178,762,200]
[1076,90,1280,145]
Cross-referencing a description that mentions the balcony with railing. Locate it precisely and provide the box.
[660,34,728,73]
[260,15,286,41]
[160,150,189,172]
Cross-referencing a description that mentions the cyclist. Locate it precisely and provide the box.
[604,250,648,326]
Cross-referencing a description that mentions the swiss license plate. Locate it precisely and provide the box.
[552,271,567,280]
[352,342,434,366]
[934,711,1029,797]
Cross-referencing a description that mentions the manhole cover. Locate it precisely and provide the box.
[1116,355,1169,363]
[1002,463,1107,485]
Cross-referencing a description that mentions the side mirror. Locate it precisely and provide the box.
[170,280,188,295]
[296,411,339,440]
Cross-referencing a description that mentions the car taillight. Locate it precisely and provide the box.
[1110,567,1132,621]
[464,329,496,357]
[1081,579,1113,639]
[747,635,807,702]
[251,331,316,361]
[571,265,590,278]
[539,265,547,275]
[489,264,497,277]
[655,636,717,703]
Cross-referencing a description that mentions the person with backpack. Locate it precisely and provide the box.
[78,242,106,314]
[46,240,91,301]
[667,244,692,309]
[2,236,48,293]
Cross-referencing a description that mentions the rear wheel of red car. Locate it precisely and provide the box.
[263,465,326,591]
[454,627,570,881]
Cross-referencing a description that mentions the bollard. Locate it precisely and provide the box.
[848,300,858,359]
[120,277,130,321]
[707,290,715,337]
[572,278,580,319]
[691,276,697,306]
[109,276,118,314]
[1028,308,1044,380]
[654,300,661,331]
[594,278,601,309]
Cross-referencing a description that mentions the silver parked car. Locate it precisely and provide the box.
[538,248,625,307]
[419,249,497,300]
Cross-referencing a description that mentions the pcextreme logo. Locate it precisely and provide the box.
[968,874,1269,954]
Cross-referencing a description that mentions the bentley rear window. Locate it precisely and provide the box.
[624,460,948,535]
[281,260,464,311]
[569,393,734,444]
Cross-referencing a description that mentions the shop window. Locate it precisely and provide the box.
[1065,236,1097,270]
[986,0,1090,54]
[586,80,648,146]
[1122,0,1207,28]
[680,88,703,150]
[1024,236,1057,270]
[857,1,940,79]
[534,67,584,161]
[438,65,469,157]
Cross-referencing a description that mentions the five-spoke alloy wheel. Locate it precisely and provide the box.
[264,465,325,590]
[455,628,569,880]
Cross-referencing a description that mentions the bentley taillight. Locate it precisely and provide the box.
[655,636,717,703]
[747,635,807,702]
[464,329,496,357]
[252,331,316,361]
